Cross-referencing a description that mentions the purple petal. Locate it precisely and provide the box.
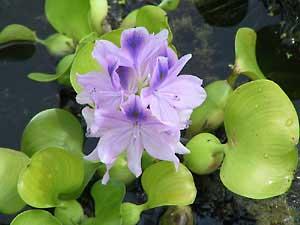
[150,57,169,89]
[102,163,114,184]
[139,30,169,64]
[127,130,143,177]
[81,107,102,137]
[168,54,192,78]
[141,128,179,168]
[76,90,93,105]
[93,109,131,135]
[178,109,193,129]
[174,142,190,154]
[121,95,148,122]
[160,129,190,154]
[97,127,132,165]
[121,27,149,65]
[141,91,180,126]
[159,75,206,110]
[137,30,169,77]
[93,40,131,71]
[77,72,123,110]
[116,66,138,94]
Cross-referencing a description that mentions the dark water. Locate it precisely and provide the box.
[0,0,58,150]
[1,0,300,224]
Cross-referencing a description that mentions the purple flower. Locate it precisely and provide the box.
[84,95,188,183]
[77,27,206,183]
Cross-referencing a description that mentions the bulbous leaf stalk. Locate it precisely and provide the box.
[184,133,225,175]
[186,80,232,138]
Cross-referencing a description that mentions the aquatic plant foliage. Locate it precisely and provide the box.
[76,27,206,183]
[186,80,299,199]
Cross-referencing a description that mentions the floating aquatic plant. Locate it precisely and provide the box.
[185,79,299,199]
[11,210,62,225]
[0,1,299,224]
[76,27,206,183]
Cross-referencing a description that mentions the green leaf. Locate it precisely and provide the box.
[91,180,126,225]
[142,162,196,208]
[221,79,299,199]
[136,6,173,42]
[186,80,233,138]
[54,200,84,225]
[21,108,83,157]
[89,0,108,34]
[20,108,98,195]
[28,54,74,83]
[0,148,29,214]
[120,10,138,29]
[81,218,98,225]
[234,28,265,80]
[28,72,62,82]
[77,32,98,51]
[120,203,146,225]
[159,0,180,11]
[45,0,92,41]
[43,33,75,56]
[98,155,136,185]
[100,28,124,47]
[18,147,84,208]
[11,210,62,225]
[0,24,37,45]
[185,133,224,175]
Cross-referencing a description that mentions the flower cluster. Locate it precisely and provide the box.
[77,27,206,183]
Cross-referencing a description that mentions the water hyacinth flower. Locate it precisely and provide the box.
[77,27,206,184]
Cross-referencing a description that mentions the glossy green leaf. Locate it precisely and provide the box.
[21,108,83,156]
[54,200,84,225]
[0,148,29,214]
[234,28,265,80]
[0,24,37,45]
[21,108,98,195]
[18,147,84,208]
[28,72,62,82]
[11,210,62,225]
[89,0,108,34]
[77,32,98,51]
[159,0,180,11]
[136,6,173,42]
[221,79,299,199]
[45,0,91,41]
[185,133,224,175]
[43,33,75,56]
[91,180,125,225]
[81,218,98,225]
[28,54,74,82]
[142,162,196,208]
[98,155,136,185]
[186,80,232,138]
[141,152,157,170]
[120,203,147,225]
[100,28,124,47]
[82,159,100,194]
[120,10,138,29]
